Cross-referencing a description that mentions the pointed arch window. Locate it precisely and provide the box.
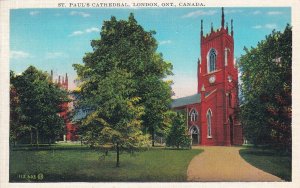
[190,126,199,135]
[225,48,228,66]
[189,109,198,122]
[208,49,217,72]
[190,126,199,145]
[207,109,212,138]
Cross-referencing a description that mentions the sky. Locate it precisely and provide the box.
[10,7,291,98]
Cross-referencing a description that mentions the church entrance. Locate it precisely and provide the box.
[190,126,199,145]
[229,116,234,145]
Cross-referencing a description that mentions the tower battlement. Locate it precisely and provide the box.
[200,7,234,43]
[50,70,69,90]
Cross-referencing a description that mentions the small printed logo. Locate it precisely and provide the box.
[17,173,44,181]
[37,173,44,180]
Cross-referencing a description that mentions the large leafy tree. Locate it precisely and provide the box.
[74,13,173,154]
[10,66,69,147]
[240,25,291,150]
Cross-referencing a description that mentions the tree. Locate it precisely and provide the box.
[10,66,69,147]
[239,25,292,150]
[166,111,191,149]
[74,12,173,156]
[10,71,29,146]
[75,67,150,167]
[73,13,173,166]
[74,13,173,146]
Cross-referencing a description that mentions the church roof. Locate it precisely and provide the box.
[171,93,201,108]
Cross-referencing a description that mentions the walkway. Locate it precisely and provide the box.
[187,146,283,182]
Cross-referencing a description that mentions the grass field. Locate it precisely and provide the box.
[239,148,291,181]
[10,144,202,182]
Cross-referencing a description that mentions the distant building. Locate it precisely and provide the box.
[50,70,78,141]
[171,8,243,146]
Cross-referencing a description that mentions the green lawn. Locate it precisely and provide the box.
[10,144,202,182]
[239,148,291,181]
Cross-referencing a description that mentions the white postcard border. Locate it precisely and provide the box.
[1,0,300,188]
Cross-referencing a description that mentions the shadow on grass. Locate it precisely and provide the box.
[164,148,191,150]
[239,148,291,181]
[10,145,90,151]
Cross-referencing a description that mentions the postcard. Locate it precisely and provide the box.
[0,0,299,187]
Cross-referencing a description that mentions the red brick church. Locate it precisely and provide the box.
[171,8,243,146]
[50,70,78,141]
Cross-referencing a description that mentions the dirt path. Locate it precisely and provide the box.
[187,146,283,182]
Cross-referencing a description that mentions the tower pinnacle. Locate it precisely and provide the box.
[231,19,234,36]
[50,70,53,82]
[201,19,203,37]
[65,73,68,82]
[65,73,69,90]
[221,7,225,28]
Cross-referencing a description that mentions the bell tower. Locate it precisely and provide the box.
[197,7,242,146]
[197,7,236,94]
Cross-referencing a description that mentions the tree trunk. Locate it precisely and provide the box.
[30,131,33,148]
[152,131,155,147]
[116,143,120,167]
[36,129,39,149]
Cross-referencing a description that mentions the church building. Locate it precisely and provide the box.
[50,70,78,141]
[171,8,243,146]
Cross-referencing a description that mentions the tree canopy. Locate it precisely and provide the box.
[10,66,69,146]
[239,25,292,150]
[73,13,173,166]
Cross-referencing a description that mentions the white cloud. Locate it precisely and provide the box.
[85,27,100,33]
[69,30,84,37]
[224,9,243,14]
[29,11,40,16]
[252,10,261,15]
[182,10,217,18]
[70,11,90,18]
[265,24,277,29]
[45,52,68,59]
[252,25,262,29]
[69,27,100,37]
[10,50,31,59]
[182,9,242,18]
[159,40,172,45]
[267,11,283,15]
[252,24,277,29]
